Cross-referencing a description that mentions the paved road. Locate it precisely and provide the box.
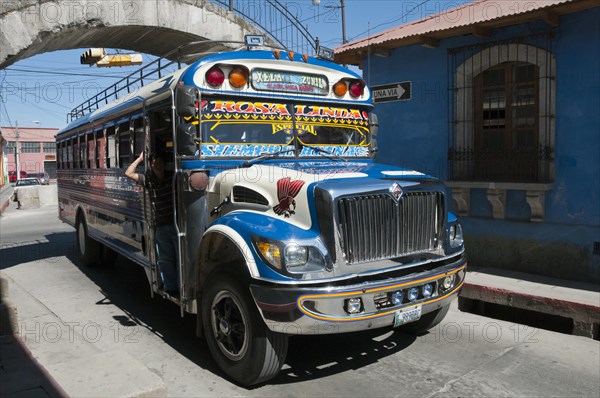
[1,203,599,397]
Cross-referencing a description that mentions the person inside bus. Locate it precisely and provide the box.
[125,151,179,297]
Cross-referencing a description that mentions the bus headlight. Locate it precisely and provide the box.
[255,240,327,274]
[285,245,327,274]
[284,244,308,267]
[449,223,464,249]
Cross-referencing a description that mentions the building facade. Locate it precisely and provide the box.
[1,126,58,182]
[336,0,600,283]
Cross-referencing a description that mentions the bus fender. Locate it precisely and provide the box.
[197,223,259,290]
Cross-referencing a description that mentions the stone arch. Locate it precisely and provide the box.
[1,0,266,68]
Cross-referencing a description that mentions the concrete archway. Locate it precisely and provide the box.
[1,0,266,68]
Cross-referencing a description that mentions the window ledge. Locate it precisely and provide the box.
[445,181,555,191]
[445,181,554,222]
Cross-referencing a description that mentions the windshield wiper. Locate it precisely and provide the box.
[240,148,296,168]
[299,142,348,162]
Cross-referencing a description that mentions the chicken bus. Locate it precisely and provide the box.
[56,36,466,386]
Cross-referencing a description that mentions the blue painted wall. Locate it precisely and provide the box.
[363,7,600,282]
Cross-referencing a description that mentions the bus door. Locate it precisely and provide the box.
[143,106,177,298]
[174,86,203,314]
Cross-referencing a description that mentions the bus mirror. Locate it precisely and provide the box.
[177,124,197,156]
[369,113,379,136]
[176,86,196,117]
[369,113,379,158]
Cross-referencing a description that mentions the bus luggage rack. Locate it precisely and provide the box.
[68,56,179,122]
[67,39,253,123]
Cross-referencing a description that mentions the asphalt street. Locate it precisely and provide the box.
[1,202,599,397]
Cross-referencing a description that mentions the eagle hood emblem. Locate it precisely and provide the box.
[273,177,305,218]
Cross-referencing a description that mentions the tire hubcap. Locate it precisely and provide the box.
[219,318,230,335]
[211,291,248,361]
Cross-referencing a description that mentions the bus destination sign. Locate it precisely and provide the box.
[251,69,328,95]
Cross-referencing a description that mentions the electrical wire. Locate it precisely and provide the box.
[346,0,434,42]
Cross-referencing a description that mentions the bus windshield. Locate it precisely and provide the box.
[199,98,371,158]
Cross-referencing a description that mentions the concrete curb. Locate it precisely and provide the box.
[460,279,600,339]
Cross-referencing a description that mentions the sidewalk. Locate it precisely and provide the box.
[459,267,600,339]
[0,277,67,398]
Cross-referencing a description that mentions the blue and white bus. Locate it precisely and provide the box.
[56,37,466,386]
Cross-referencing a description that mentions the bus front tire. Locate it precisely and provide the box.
[201,273,288,386]
[76,218,101,267]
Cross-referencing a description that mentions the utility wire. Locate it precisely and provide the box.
[4,68,130,78]
[346,0,434,42]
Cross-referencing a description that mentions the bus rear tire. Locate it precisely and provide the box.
[202,273,288,386]
[76,217,101,267]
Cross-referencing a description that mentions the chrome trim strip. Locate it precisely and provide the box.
[251,262,466,335]
[250,248,465,285]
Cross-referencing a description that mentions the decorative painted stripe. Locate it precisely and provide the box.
[296,265,465,322]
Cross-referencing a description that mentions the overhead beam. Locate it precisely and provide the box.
[371,47,390,58]
[472,25,491,38]
[418,36,439,49]
[543,10,560,26]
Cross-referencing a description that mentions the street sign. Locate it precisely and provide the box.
[371,81,412,103]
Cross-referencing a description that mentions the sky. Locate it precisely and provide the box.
[0,0,468,130]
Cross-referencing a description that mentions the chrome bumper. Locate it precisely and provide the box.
[250,257,467,335]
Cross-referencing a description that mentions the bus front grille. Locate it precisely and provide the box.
[337,192,444,265]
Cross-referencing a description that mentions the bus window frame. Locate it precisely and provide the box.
[171,86,202,160]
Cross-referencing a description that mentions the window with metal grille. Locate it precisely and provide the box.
[21,142,41,153]
[43,142,56,153]
[448,35,555,183]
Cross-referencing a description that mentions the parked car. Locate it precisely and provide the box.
[29,171,50,185]
[12,177,42,206]
[8,170,27,182]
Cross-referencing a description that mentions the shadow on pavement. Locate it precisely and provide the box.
[4,225,420,387]
[0,232,75,270]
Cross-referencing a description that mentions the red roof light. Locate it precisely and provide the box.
[206,67,225,87]
[349,80,365,98]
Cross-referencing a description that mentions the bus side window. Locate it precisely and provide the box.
[97,130,106,169]
[118,122,131,167]
[73,138,80,169]
[57,142,62,170]
[133,118,145,157]
[80,136,87,169]
[67,139,73,169]
[88,133,96,169]
[107,127,116,168]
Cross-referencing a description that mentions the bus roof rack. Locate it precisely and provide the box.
[67,38,255,123]
[66,36,317,123]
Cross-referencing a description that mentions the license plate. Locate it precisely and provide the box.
[393,305,422,327]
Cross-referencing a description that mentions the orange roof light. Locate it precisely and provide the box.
[273,50,281,59]
[287,52,295,61]
[302,54,309,63]
[229,67,248,88]
[333,80,348,97]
